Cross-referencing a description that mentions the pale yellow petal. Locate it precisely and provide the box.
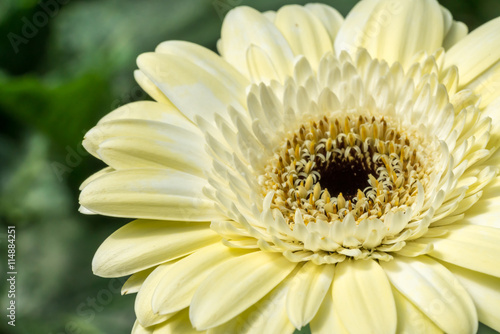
[97,136,208,175]
[122,267,155,295]
[391,286,443,334]
[219,6,294,80]
[445,16,500,86]
[153,244,251,314]
[79,167,114,190]
[92,219,220,277]
[335,0,444,67]
[442,21,468,50]
[135,263,177,327]
[207,274,295,334]
[189,251,297,330]
[79,169,224,222]
[309,284,348,334]
[84,118,201,160]
[332,259,397,334]
[381,256,477,334]
[274,5,333,70]
[286,262,335,329]
[98,100,195,130]
[137,52,246,124]
[134,70,172,105]
[304,4,343,43]
[420,224,500,278]
[153,309,201,334]
[443,262,500,332]
[466,59,500,109]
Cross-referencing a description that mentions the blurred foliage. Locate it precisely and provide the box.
[0,0,499,333]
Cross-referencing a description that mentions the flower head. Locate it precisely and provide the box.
[80,1,500,333]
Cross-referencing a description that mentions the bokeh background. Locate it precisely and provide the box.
[0,0,499,333]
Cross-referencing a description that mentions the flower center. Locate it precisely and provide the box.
[261,113,430,227]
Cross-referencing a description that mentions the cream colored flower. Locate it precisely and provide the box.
[80,1,500,333]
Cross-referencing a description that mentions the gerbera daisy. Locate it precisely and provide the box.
[79,1,500,333]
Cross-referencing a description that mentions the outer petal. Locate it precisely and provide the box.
[332,259,397,334]
[153,309,201,334]
[304,4,344,43]
[445,17,500,87]
[189,251,297,330]
[79,169,224,221]
[135,262,178,327]
[461,176,500,228]
[122,267,155,295]
[286,262,335,329]
[309,284,348,334]
[137,51,246,124]
[420,224,500,278]
[152,243,251,314]
[219,6,295,81]
[380,256,478,334]
[443,262,500,332]
[207,274,295,334]
[92,220,220,277]
[274,5,333,70]
[335,0,444,66]
[391,286,443,334]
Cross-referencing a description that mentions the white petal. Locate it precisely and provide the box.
[92,219,220,277]
[274,5,333,70]
[442,21,468,50]
[219,6,294,80]
[189,251,297,330]
[335,0,444,66]
[79,167,114,190]
[332,259,397,334]
[445,17,500,86]
[286,262,335,329]
[420,224,500,278]
[153,243,250,314]
[443,262,500,332]
[461,176,500,228]
[134,70,172,105]
[380,255,477,334]
[79,169,224,221]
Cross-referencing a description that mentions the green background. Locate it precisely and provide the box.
[0,0,499,333]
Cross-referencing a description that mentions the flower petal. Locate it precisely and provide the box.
[189,251,297,330]
[97,136,208,175]
[152,309,201,334]
[207,275,295,334]
[304,4,344,43]
[332,259,397,334]
[135,263,177,327]
[80,169,224,221]
[420,224,500,278]
[219,6,295,80]
[335,0,444,66]
[92,219,220,277]
[122,267,155,295]
[152,243,251,314]
[309,284,348,334]
[445,16,500,86]
[380,256,477,334]
[391,285,443,334]
[443,262,500,332]
[274,5,333,70]
[286,262,335,329]
[137,51,246,124]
